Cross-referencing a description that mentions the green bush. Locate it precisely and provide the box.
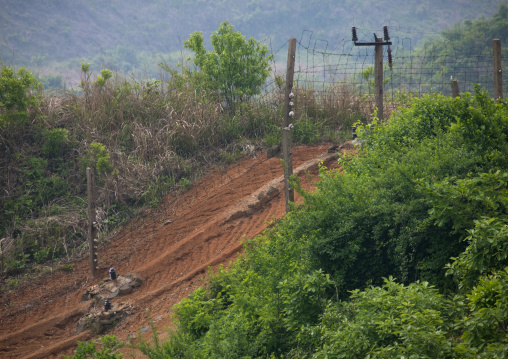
[447,217,508,290]
[457,269,508,357]
[42,128,69,158]
[83,142,116,175]
[137,87,508,358]
[0,62,42,128]
[64,334,124,359]
[312,278,456,359]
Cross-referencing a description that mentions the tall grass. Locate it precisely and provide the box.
[0,66,373,278]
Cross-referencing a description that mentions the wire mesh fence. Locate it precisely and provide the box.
[256,30,505,115]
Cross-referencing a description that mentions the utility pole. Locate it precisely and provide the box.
[352,26,392,121]
[282,38,296,213]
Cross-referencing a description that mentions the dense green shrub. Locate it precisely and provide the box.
[64,334,124,359]
[311,278,457,359]
[133,87,508,358]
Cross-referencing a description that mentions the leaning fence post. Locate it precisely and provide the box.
[283,38,296,213]
[451,79,460,98]
[493,39,503,101]
[87,167,98,277]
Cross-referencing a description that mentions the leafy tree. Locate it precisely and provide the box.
[184,20,273,108]
[0,62,42,128]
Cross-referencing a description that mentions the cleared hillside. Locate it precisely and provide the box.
[0,144,342,358]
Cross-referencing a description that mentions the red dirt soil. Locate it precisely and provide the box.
[0,144,345,358]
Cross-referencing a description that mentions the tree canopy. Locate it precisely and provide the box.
[184,21,273,107]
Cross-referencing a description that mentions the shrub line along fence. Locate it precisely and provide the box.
[80,33,504,275]
[272,33,504,223]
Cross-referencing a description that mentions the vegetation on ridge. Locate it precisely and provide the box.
[0,20,364,281]
[3,5,508,357]
[121,87,508,358]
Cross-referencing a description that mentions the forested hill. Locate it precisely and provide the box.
[0,0,505,71]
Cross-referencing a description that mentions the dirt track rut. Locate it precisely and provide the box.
[0,144,341,358]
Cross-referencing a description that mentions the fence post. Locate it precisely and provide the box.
[375,36,384,121]
[282,128,293,213]
[87,167,98,277]
[451,79,460,98]
[493,38,503,101]
[283,38,296,213]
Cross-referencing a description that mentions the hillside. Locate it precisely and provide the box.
[0,0,505,77]
[0,144,341,358]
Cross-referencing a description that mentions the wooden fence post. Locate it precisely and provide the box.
[283,38,296,213]
[375,36,384,121]
[493,39,503,101]
[87,167,98,277]
[282,127,293,213]
[451,79,460,98]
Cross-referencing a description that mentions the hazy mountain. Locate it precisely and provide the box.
[0,0,504,78]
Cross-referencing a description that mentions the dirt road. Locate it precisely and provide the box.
[0,144,343,358]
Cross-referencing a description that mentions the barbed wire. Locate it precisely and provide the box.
[256,29,506,108]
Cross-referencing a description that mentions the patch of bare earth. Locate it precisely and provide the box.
[0,144,349,358]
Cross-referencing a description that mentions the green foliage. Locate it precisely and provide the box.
[312,278,456,358]
[86,142,116,175]
[184,20,273,107]
[0,62,42,127]
[405,3,508,94]
[447,217,508,290]
[64,334,124,359]
[2,156,71,224]
[70,83,508,358]
[458,268,508,357]
[441,3,508,52]
[297,88,508,294]
[177,177,192,191]
[81,62,91,73]
[4,254,30,275]
[134,320,194,359]
[42,128,69,157]
[59,263,74,272]
[6,278,19,290]
[141,176,175,208]
[292,117,320,144]
[94,69,113,88]
[360,66,374,94]
[39,73,65,90]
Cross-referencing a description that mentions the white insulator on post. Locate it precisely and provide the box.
[289,111,295,117]
[289,101,294,107]
[289,92,295,99]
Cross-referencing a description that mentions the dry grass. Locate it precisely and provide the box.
[0,70,380,276]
